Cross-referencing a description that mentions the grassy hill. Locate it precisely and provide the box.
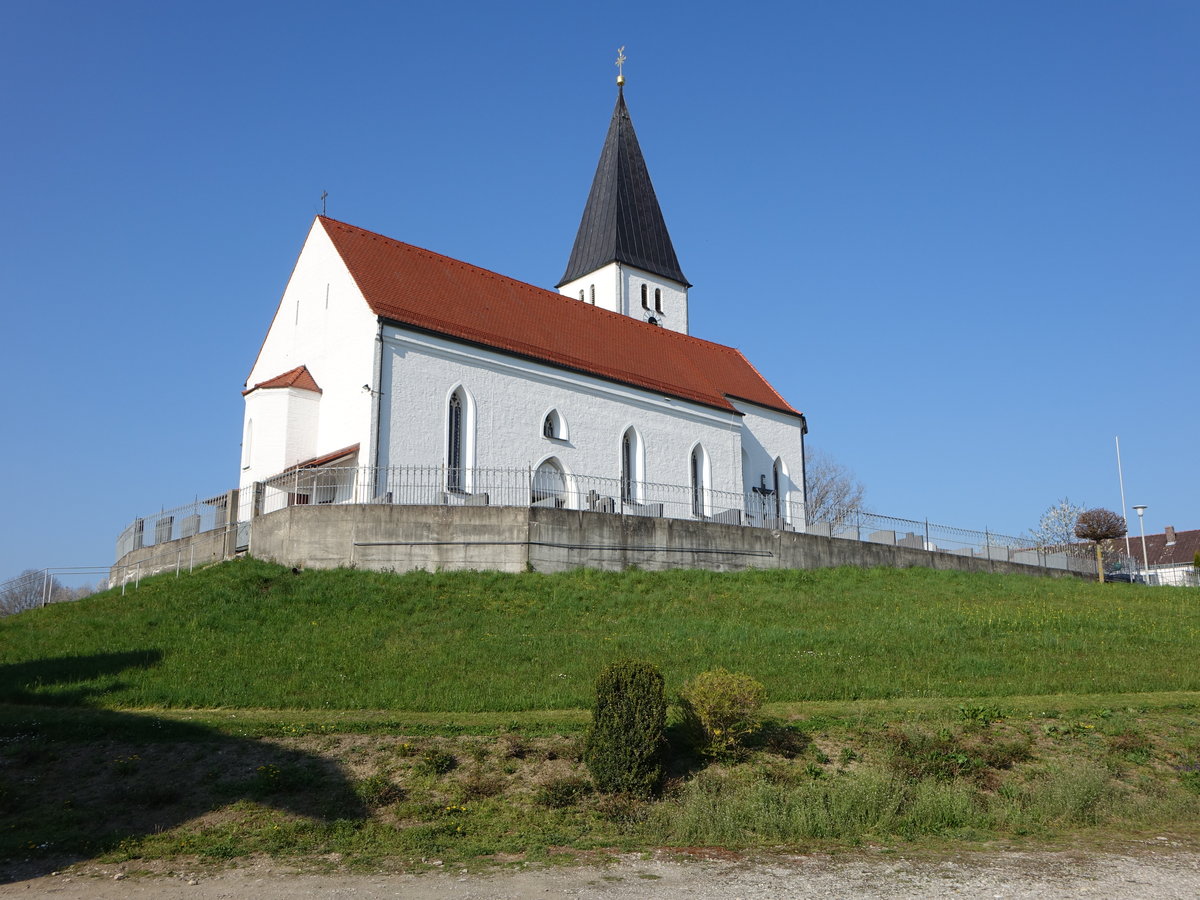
[4,560,1200,874]
[2,557,1198,711]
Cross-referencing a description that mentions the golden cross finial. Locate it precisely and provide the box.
[615,46,626,86]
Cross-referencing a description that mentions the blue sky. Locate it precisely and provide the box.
[3,1,1197,582]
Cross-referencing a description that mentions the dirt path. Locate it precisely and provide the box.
[5,848,1200,899]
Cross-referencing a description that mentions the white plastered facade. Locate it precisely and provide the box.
[239,221,378,495]
[239,219,807,529]
[377,326,746,494]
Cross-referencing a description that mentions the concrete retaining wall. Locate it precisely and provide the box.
[113,505,1089,581]
[110,527,235,585]
[233,505,1089,580]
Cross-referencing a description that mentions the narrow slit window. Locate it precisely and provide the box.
[654,288,662,313]
[773,459,782,519]
[447,390,464,491]
[641,284,649,309]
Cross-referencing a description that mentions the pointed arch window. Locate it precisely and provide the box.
[640,283,649,309]
[654,288,662,313]
[447,389,465,492]
[532,458,566,507]
[773,458,783,520]
[621,432,634,503]
[691,445,709,518]
[620,427,644,504]
[543,409,566,440]
[772,457,791,526]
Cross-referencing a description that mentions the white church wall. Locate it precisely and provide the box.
[733,400,808,530]
[559,262,688,334]
[240,219,378,492]
[559,263,620,315]
[618,263,688,334]
[240,388,321,491]
[377,326,745,499]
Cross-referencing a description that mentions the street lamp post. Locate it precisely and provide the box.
[1132,505,1149,579]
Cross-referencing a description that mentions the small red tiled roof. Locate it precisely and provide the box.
[283,443,360,472]
[244,364,322,396]
[318,217,801,418]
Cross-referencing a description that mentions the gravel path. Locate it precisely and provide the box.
[5,847,1200,899]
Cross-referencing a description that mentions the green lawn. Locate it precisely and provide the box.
[2,558,1197,711]
[4,559,1200,870]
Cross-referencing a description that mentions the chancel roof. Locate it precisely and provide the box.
[557,88,689,288]
[319,217,799,419]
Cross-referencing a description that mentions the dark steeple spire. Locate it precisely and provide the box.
[557,87,690,288]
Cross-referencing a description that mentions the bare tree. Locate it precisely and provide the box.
[1074,508,1127,583]
[0,570,97,616]
[804,449,866,525]
[0,569,57,616]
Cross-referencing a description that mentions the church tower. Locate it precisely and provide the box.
[557,60,691,334]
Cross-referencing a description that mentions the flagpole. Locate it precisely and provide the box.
[1115,436,1132,558]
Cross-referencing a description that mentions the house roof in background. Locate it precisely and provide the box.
[318,217,800,419]
[1129,527,1200,568]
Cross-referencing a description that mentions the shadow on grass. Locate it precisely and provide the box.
[662,717,812,784]
[0,653,368,883]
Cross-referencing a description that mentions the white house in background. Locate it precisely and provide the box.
[1125,526,1200,586]
[238,82,808,526]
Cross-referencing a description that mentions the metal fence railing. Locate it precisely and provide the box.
[241,464,799,531]
[115,465,1191,582]
[228,464,1083,575]
[115,493,232,561]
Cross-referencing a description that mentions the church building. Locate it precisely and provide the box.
[238,77,809,530]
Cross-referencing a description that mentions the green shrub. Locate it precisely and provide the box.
[679,668,766,758]
[583,660,666,795]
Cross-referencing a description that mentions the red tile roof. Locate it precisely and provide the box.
[244,364,322,396]
[283,444,360,472]
[1127,528,1200,568]
[318,217,801,418]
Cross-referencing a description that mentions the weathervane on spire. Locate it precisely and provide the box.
[615,46,626,87]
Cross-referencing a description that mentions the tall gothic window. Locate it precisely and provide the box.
[621,431,634,503]
[447,389,465,492]
[691,445,707,518]
[620,427,644,504]
[773,458,782,520]
[654,288,662,313]
[640,283,649,309]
